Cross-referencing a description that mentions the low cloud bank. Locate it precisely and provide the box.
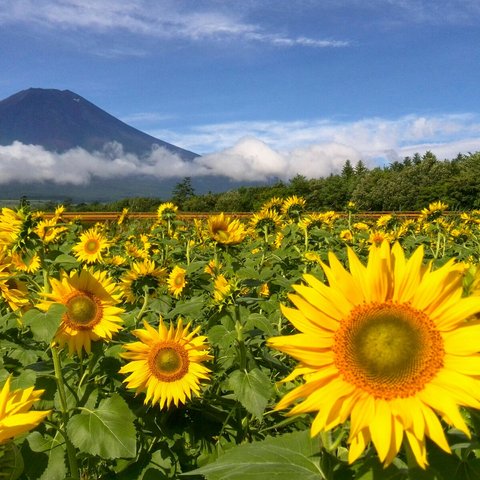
[1,120,479,185]
[0,138,362,184]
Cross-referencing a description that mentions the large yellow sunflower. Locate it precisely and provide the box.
[37,269,124,356]
[207,213,247,245]
[268,241,480,468]
[119,318,212,409]
[72,227,109,264]
[0,376,51,444]
[121,259,167,303]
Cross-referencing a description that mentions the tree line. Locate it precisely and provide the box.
[39,150,480,212]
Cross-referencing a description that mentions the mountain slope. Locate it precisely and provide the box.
[0,88,198,159]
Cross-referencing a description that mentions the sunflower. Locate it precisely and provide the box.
[281,195,306,220]
[339,229,353,242]
[0,208,25,252]
[168,266,187,298]
[268,241,480,468]
[213,274,232,302]
[368,230,391,248]
[0,263,29,312]
[157,202,178,221]
[419,201,448,222]
[0,376,51,444]
[207,213,247,245]
[72,227,109,264]
[376,214,394,229]
[259,197,284,214]
[35,218,68,244]
[10,251,41,274]
[250,209,283,236]
[37,269,124,356]
[119,318,212,409]
[121,259,167,303]
[204,259,223,277]
[298,213,327,231]
[117,208,129,225]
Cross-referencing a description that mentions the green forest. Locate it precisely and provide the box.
[45,150,480,212]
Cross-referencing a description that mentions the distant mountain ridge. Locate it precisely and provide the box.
[0,88,198,159]
[0,87,224,201]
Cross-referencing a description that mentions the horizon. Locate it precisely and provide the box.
[1,1,480,184]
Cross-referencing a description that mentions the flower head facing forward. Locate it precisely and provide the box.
[37,269,124,356]
[72,227,109,264]
[119,318,212,409]
[268,241,480,468]
[168,266,187,298]
[0,376,51,444]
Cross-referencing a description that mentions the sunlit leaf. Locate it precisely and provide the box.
[228,368,271,418]
[184,430,324,480]
[66,393,136,459]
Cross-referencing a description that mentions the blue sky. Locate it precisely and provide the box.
[1,0,480,183]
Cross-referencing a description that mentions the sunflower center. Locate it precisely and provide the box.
[174,274,184,287]
[150,342,189,382]
[85,239,100,253]
[65,293,102,329]
[334,302,444,399]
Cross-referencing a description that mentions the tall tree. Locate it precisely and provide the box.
[171,177,195,208]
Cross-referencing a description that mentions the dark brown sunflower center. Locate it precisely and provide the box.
[334,302,444,399]
[150,343,189,382]
[65,293,102,329]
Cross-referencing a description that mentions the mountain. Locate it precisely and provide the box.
[0,88,231,202]
[0,88,198,159]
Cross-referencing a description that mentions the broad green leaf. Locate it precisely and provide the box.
[22,304,66,343]
[165,297,205,318]
[246,313,277,336]
[0,441,24,480]
[52,253,79,265]
[184,430,325,480]
[26,431,67,480]
[9,369,36,390]
[67,393,137,459]
[228,368,272,418]
[9,347,43,366]
[208,325,236,349]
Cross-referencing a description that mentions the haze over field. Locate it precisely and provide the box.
[1,1,480,187]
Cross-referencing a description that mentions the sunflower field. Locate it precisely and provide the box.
[1,197,480,480]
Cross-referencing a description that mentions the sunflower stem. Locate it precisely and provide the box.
[136,289,150,327]
[51,346,80,480]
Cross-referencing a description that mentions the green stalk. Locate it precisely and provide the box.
[52,346,80,480]
[136,290,150,327]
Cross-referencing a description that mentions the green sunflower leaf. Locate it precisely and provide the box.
[22,304,66,344]
[66,393,137,459]
[228,368,272,418]
[24,431,67,480]
[182,430,324,480]
[0,441,24,480]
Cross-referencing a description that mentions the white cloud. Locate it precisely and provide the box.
[1,113,479,185]
[0,0,349,48]
[0,141,194,184]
